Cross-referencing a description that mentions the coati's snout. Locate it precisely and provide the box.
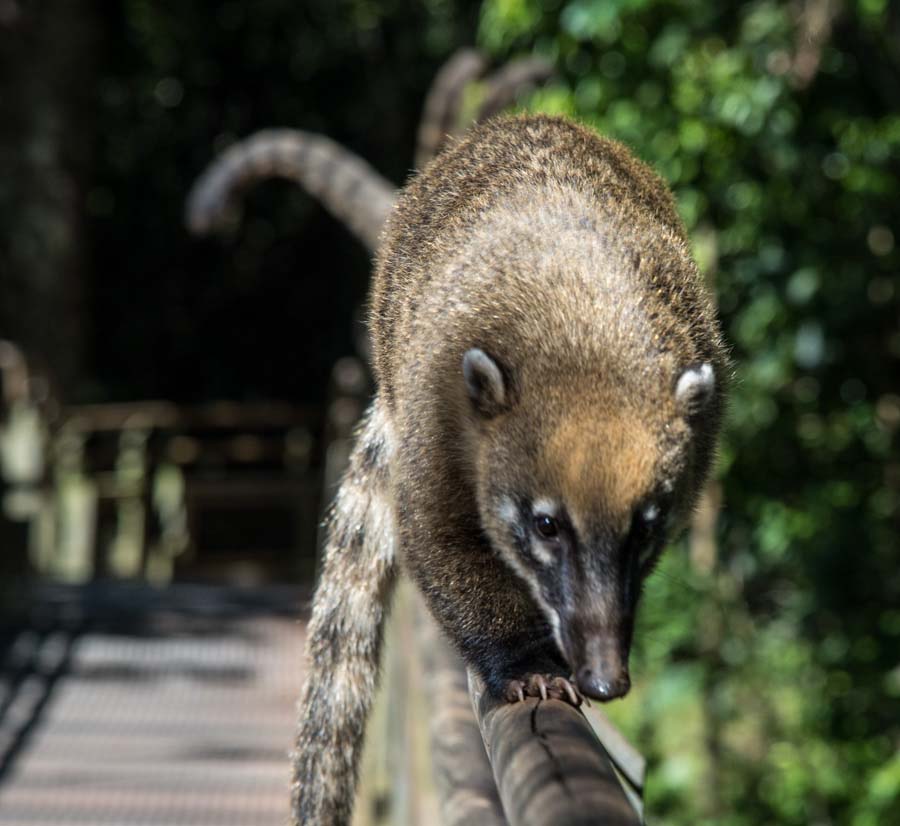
[576,654,631,702]
[562,615,634,702]
[486,488,647,702]
[553,536,639,702]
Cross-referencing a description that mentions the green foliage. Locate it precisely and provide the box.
[479,1,899,823]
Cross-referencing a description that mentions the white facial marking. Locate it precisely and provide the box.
[530,540,555,567]
[532,498,558,518]
[495,546,550,617]
[529,498,561,566]
[524,582,565,658]
[494,497,564,656]
[499,496,556,566]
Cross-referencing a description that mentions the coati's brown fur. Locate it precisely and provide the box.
[292,114,727,825]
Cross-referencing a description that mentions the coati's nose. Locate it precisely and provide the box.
[576,665,631,701]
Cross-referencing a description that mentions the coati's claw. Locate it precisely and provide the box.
[503,674,583,707]
[504,679,527,703]
[558,677,582,707]
[547,675,583,707]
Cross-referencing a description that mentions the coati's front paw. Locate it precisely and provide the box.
[503,673,582,707]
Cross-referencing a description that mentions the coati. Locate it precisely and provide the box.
[291,114,727,825]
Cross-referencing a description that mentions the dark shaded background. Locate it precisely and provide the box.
[0,0,481,403]
[1,2,898,825]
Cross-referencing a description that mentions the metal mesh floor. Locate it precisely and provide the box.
[0,584,307,826]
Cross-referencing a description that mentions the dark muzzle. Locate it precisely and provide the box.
[570,632,631,702]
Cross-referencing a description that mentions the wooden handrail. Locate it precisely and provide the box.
[468,671,643,826]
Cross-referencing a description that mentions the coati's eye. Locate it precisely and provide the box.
[533,514,560,540]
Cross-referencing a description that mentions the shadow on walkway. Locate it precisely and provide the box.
[0,582,308,826]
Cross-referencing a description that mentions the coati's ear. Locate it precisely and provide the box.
[675,363,715,417]
[463,348,508,417]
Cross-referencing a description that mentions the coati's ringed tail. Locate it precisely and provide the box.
[291,402,397,825]
[185,129,395,252]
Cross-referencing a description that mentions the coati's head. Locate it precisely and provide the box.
[462,347,719,701]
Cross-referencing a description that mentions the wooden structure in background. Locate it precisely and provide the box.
[54,400,323,584]
[1,384,327,586]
